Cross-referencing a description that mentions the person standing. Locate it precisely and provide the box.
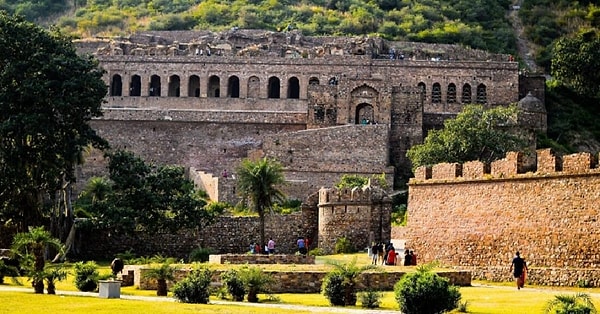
[297,237,306,255]
[268,237,276,254]
[509,251,528,290]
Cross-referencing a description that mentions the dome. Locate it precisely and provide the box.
[518,92,546,113]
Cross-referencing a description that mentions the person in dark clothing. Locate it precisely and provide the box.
[509,251,528,290]
[404,250,412,266]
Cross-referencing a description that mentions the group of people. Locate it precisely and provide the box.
[248,237,277,254]
[371,242,412,266]
[403,249,417,266]
[297,237,310,255]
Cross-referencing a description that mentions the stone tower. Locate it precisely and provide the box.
[317,185,392,253]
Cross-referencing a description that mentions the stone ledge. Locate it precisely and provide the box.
[209,254,315,265]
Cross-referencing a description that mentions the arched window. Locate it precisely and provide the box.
[417,82,426,103]
[432,83,441,103]
[268,76,280,99]
[188,75,200,97]
[168,75,180,97]
[208,75,220,98]
[149,75,161,97]
[110,74,122,96]
[462,84,472,104]
[287,77,300,99]
[447,83,456,103]
[228,76,240,98]
[476,84,487,104]
[309,77,319,85]
[247,76,260,98]
[129,75,141,96]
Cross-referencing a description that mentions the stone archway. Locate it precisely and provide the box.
[355,103,374,124]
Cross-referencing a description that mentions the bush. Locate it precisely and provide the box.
[359,289,383,308]
[394,265,461,314]
[0,259,19,284]
[238,266,273,303]
[220,269,246,301]
[322,272,346,306]
[172,266,213,304]
[188,247,213,263]
[334,236,355,254]
[73,261,99,292]
[308,248,325,256]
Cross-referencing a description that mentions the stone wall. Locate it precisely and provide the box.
[208,254,315,264]
[406,149,600,286]
[129,265,471,292]
[75,209,318,260]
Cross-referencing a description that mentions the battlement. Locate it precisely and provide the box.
[319,185,384,205]
[411,149,600,183]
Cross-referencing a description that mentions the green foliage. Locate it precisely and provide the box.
[359,289,383,308]
[544,293,598,314]
[406,104,525,169]
[322,257,375,306]
[236,157,285,249]
[394,264,461,314]
[0,259,19,284]
[238,265,274,303]
[82,150,214,235]
[457,300,469,312]
[172,266,213,304]
[308,248,326,256]
[220,269,246,301]
[335,174,369,189]
[188,246,213,263]
[551,31,600,99]
[271,199,302,214]
[143,263,177,296]
[0,12,108,230]
[73,261,100,292]
[43,265,69,294]
[334,236,356,254]
[391,204,407,226]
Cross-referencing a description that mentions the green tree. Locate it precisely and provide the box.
[238,265,274,303]
[11,226,63,294]
[236,157,285,250]
[406,104,525,169]
[85,150,213,234]
[0,12,108,234]
[544,293,598,314]
[551,31,600,98]
[335,174,368,189]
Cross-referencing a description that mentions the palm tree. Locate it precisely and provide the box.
[236,157,285,250]
[11,226,63,293]
[323,257,376,306]
[544,293,598,314]
[143,263,177,296]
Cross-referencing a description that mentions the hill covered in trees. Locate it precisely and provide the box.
[1,0,600,153]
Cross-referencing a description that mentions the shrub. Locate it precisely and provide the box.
[188,247,213,263]
[73,261,99,292]
[238,266,273,303]
[172,266,212,304]
[143,263,177,296]
[359,289,383,308]
[0,259,19,284]
[220,269,246,301]
[308,248,325,256]
[321,258,375,306]
[394,264,461,314]
[334,236,355,254]
[544,293,598,314]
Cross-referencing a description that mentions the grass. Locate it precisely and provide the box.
[3,253,600,313]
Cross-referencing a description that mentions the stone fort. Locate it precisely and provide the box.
[76,29,546,204]
[65,30,562,279]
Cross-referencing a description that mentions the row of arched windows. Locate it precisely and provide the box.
[109,74,487,104]
[109,74,306,99]
[418,82,487,104]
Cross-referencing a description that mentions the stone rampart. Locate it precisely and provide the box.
[407,149,600,286]
[208,254,315,264]
[128,265,471,292]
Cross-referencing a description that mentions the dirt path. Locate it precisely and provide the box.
[507,0,541,73]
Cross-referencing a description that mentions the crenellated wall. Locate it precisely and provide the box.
[406,149,600,286]
[318,186,392,253]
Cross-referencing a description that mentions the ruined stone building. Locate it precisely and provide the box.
[76,29,547,204]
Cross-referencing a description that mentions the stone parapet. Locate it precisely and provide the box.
[208,254,315,265]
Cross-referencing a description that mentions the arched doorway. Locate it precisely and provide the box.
[355,103,374,124]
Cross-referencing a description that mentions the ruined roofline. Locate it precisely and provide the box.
[411,149,600,183]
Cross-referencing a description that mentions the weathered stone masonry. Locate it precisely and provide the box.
[406,149,600,286]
